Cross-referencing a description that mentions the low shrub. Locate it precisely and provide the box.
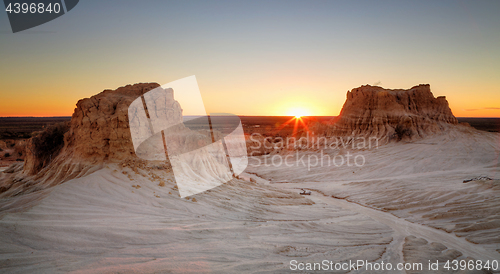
[29,121,70,172]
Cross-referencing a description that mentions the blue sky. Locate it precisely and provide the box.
[1,0,499,116]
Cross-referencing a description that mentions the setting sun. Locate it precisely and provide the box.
[287,107,311,118]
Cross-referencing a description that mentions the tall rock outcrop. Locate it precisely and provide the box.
[2,83,166,198]
[24,83,163,175]
[2,81,240,199]
[324,84,458,141]
[64,83,163,164]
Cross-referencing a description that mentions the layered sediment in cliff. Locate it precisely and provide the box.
[320,84,458,142]
[1,83,163,198]
[2,81,239,199]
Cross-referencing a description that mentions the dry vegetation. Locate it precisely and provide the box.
[28,121,70,173]
[0,117,70,140]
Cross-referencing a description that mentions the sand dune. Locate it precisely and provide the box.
[247,126,500,272]
[0,163,395,273]
[0,127,498,273]
[1,83,499,273]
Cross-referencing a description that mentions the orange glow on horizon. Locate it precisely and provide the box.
[0,86,499,118]
[0,105,74,117]
[286,107,312,118]
[2,106,500,118]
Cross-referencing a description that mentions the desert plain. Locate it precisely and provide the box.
[0,83,499,273]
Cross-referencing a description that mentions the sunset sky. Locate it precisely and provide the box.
[0,0,499,117]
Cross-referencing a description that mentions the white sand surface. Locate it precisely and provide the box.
[0,165,394,273]
[246,128,500,270]
[0,128,499,273]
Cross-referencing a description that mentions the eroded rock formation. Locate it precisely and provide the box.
[2,81,239,199]
[65,83,162,164]
[1,83,163,198]
[322,84,458,141]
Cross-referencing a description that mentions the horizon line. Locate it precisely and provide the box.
[1,115,500,119]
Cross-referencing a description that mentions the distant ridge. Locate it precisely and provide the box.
[0,116,71,118]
